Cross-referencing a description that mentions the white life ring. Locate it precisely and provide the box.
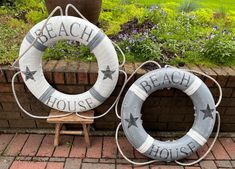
[19,16,119,112]
[121,67,216,161]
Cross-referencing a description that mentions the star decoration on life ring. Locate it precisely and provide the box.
[200,104,214,120]
[22,66,37,81]
[101,65,115,80]
[125,113,139,128]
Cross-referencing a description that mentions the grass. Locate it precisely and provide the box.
[134,0,235,11]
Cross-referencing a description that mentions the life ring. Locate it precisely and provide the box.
[121,67,216,161]
[19,16,119,112]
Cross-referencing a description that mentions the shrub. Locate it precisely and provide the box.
[179,0,199,13]
[202,33,235,65]
[118,33,161,61]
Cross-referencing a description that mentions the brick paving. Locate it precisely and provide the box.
[0,134,234,169]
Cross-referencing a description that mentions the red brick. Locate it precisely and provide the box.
[133,165,149,169]
[0,120,9,127]
[207,138,230,160]
[78,62,89,84]
[53,135,73,157]
[0,111,21,120]
[219,138,235,159]
[4,134,28,156]
[223,67,235,87]
[82,163,115,169]
[69,136,86,158]
[117,164,132,169]
[20,134,44,156]
[198,66,217,87]
[10,161,47,169]
[102,137,117,158]
[184,167,201,169]
[187,64,205,80]
[212,66,228,87]
[197,144,214,160]
[3,66,18,83]
[89,62,98,84]
[9,119,36,128]
[226,107,235,114]
[0,156,14,169]
[186,152,198,160]
[199,161,217,169]
[86,137,102,158]
[134,149,148,159]
[64,158,81,169]
[0,84,25,93]
[55,85,84,94]
[124,63,135,85]
[215,160,232,168]
[0,134,14,154]
[46,162,64,169]
[231,160,235,167]
[134,62,146,79]
[43,60,57,71]
[36,120,54,129]
[2,102,30,113]
[99,158,115,163]
[37,135,55,157]
[65,61,79,84]
[0,68,7,82]
[118,137,134,158]
[53,60,67,84]
[43,60,58,83]
[151,165,183,169]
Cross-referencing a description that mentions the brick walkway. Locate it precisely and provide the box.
[0,134,235,169]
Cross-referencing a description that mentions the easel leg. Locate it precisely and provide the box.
[82,124,90,147]
[54,123,62,147]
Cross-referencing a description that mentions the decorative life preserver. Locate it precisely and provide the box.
[121,67,216,161]
[19,16,119,112]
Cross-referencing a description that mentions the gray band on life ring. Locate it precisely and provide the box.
[39,86,55,103]
[89,87,107,103]
[87,31,105,51]
[26,32,47,52]
[121,68,216,162]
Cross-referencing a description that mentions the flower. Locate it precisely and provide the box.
[138,36,145,42]
[222,29,226,35]
[161,10,166,16]
[126,46,131,52]
[150,36,156,42]
[132,29,138,34]
[152,25,158,29]
[129,38,135,43]
[209,32,214,39]
[212,26,218,31]
[118,34,123,39]
[149,5,155,12]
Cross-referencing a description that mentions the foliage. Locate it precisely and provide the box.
[100,1,146,35]
[118,33,161,61]
[202,32,235,65]
[43,41,95,62]
[179,0,199,13]
[0,0,235,66]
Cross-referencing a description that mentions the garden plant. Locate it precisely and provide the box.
[0,0,235,66]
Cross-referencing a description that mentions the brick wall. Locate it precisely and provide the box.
[0,61,235,132]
